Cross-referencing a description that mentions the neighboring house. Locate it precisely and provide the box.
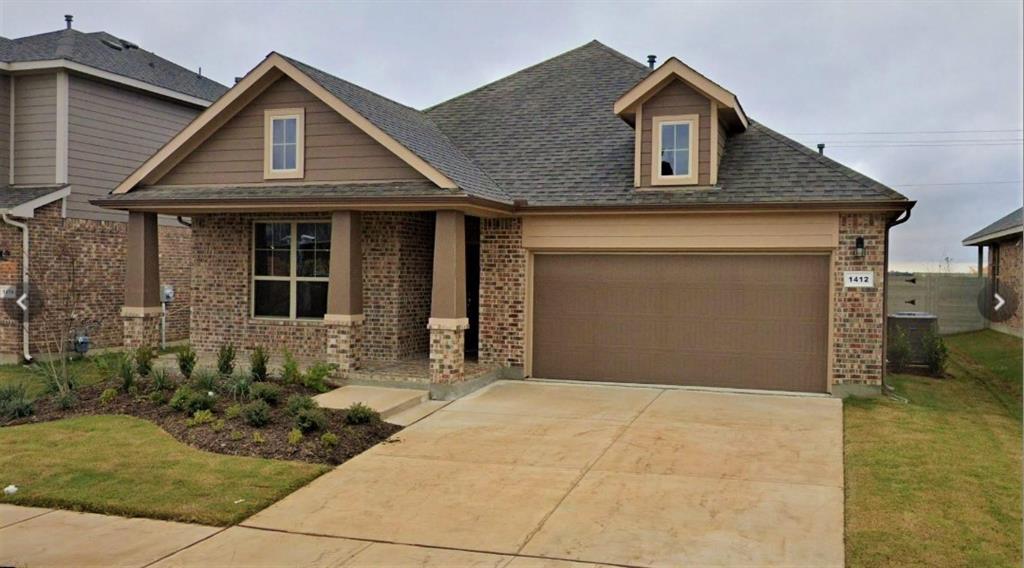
[97,41,913,398]
[0,18,227,362]
[963,207,1023,337]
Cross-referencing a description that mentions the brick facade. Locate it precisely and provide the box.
[429,323,467,383]
[478,218,527,368]
[189,212,433,362]
[993,237,1022,333]
[0,202,191,361]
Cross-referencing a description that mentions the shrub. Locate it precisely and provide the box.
[280,350,301,385]
[113,353,135,392]
[217,344,236,376]
[287,428,303,445]
[250,382,282,406]
[225,372,252,402]
[177,345,197,379]
[36,358,79,405]
[252,431,266,444]
[169,385,215,414]
[229,430,243,441]
[134,346,155,377]
[150,368,172,392]
[99,388,118,405]
[286,394,316,417]
[53,391,77,410]
[186,409,216,427]
[148,390,169,405]
[303,362,336,393]
[224,403,242,420]
[923,329,949,377]
[344,402,379,425]
[887,326,911,373]
[320,432,339,449]
[294,407,328,433]
[241,399,271,427]
[250,346,269,382]
[190,368,221,394]
[0,384,33,420]
[211,419,225,431]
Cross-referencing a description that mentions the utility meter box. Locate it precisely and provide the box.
[0,285,16,300]
[161,285,174,303]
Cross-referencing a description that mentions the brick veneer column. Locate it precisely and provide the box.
[428,211,467,383]
[325,211,364,372]
[832,213,887,388]
[122,211,162,349]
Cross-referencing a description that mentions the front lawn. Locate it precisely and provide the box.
[0,352,124,399]
[845,330,1022,567]
[0,415,327,525]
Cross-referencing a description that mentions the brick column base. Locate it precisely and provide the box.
[326,319,364,373]
[123,312,161,350]
[429,319,468,384]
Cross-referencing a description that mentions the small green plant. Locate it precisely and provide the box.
[148,390,169,405]
[241,399,271,427]
[287,428,303,445]
[211,419,225,432]
[134,345,155,377]
[190,368,221,393]
[150,367,172,391]
[888,326,911,373]
[923,329,949,377]
[225,372,253,402]
[229,430,243,441]
[36,356,80,407]
[302,362,336,393]
[250,346,270,382]
[169,385,216,414]
[177,345,197,379]
[252,431,266,444]
[186,409,216,427]
[99,388,118,405]
[112,353,135,392]
[295,407,328,433]
[286,394,316,417]
[217,344,236,376]
[344,402,379,425]
[225,403,242,420]
[250,382,282,405]
[320,432,339,449]
[0,383,34,420]
[281,350,301,384]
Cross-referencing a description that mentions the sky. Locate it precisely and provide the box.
[2,1,1021,267]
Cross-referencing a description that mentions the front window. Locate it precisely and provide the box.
[271,117,298,171]
[264,108,304,179]
[253,221,330,319]
[652,115,698,185]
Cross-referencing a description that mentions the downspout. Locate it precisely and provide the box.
[2,213,31,362]
[882,208,912,392]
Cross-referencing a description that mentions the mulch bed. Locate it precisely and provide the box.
[3,379,401,465]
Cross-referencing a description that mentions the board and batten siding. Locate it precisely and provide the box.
[639,79,712,187]
[158,76,427,186]
[67,75,200,222]
[12,73,56,185]
[0,75,10,184]
[521,213,840,250]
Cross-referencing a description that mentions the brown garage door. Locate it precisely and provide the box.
[532,254,830,392]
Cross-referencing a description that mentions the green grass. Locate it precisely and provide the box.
[845,330,1022,567]
[0,415,328,525]
[0,353,122,399]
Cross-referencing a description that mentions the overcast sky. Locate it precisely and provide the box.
[2,1,1021,266]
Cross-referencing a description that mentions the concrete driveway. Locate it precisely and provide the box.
[175,381,845,567]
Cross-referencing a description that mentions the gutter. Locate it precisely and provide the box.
[1,213,32,362]
[882,206,913,393]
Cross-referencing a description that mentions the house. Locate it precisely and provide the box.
[0,17,227,362]
[96,41,913,398]
[963,207,1022,337]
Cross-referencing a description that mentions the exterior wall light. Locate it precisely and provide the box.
[854,236,865,257]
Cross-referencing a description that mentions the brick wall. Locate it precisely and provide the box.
[190,211,433,362]
[994,237,1022,332]
[479,218,527,368]
[0,202,191,360]
[832,213,888,386]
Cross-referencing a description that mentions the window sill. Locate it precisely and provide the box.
[248,317,325,327]
[635,184,718,192]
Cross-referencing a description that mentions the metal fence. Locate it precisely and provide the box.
[887,272,987,335]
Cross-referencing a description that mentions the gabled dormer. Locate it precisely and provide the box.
[614,57,748,188]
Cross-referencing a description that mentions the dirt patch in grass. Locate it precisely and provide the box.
[4,380,400,465]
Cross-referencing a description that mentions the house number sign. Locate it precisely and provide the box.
[843,271,874,288]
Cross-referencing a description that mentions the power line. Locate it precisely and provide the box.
[786,128,1024,136]
[821,138,1023,144]
[824,142,1022,148]
[890,180,1022,188]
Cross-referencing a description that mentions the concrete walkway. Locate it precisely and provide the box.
[1,381,844,567]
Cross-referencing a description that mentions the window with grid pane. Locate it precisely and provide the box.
[659,122,691,177]
[271,117,298,171]
[253,221,331,319]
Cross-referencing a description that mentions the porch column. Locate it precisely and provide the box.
[428,210,468,384]
[324,211,364,373]
[122,211,161,349]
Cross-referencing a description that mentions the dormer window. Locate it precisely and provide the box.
[264,108,305,179]
[652,114,698,185]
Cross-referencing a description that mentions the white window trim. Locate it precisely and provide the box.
[251,220,329,321]
[651,114,699,186]
[263,108,305,180]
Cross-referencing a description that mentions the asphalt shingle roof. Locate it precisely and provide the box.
[102,181,455,203]
[0,28,227,103]
[963,207,1023,244]
[0,185,67,211]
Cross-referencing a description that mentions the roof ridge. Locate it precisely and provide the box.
[275,53,426,114]
[587,40,651,72]
[748,120,907,200]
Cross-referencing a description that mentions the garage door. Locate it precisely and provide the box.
[531,254,830,392]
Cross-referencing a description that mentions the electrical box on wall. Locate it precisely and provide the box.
[161,285,174,303]
[0,285,17,300]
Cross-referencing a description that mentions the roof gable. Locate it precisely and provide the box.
[963,207,1023,245]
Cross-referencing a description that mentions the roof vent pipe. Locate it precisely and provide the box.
[65,14,73,29]
[647,55,657,69]
[817,143,825,156]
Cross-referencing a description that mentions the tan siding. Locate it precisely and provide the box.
[13,73,56,185]
[639,79,712,186]
[159,77,426,186]
[0,75,9,184]
[67,75,199,221]
[522,213,840,250]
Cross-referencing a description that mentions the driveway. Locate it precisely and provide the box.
[173,381,844,567]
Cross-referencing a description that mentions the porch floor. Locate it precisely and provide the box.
[345,355,492,385]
